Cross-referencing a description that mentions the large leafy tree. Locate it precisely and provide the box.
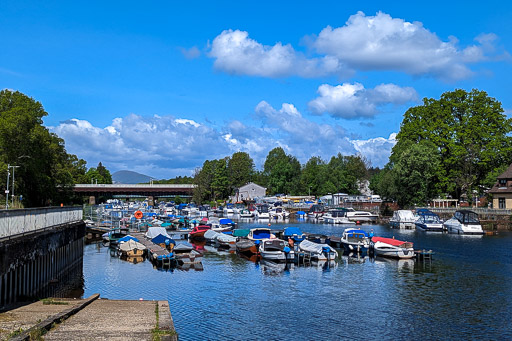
[227,152,255,191]
[263,147,301,195]
[392,141,441,207]
[390,88,512,202]
[0,90,87,206]
[300,156,327,197]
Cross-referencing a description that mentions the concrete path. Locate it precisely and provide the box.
[0,295,177,341]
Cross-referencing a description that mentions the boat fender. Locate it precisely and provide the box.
[283,246,291,254]
[165,239,170,245]
[168,252,174,258]
[322,246,331,254]
[254,240,261,245]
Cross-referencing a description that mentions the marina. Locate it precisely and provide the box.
[80,215,512,340]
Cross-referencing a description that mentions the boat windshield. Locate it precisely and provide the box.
[455,211,480,224]
[423,215,441,223]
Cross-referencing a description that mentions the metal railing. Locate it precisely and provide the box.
[417,207,512,216]
[0,206,83,238]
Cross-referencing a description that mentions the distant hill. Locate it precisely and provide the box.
[112,170,153,184]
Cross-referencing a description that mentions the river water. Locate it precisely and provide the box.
[81,220,512,340]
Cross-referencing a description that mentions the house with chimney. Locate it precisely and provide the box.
[488,164,512,209]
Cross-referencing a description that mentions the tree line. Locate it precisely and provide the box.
[0,90,111,207]
[192,149,371,204]
[3,88,509,209]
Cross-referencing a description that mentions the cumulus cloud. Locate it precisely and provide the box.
[208,29,341,78]
[52,108,397,179]
[352,133,397,167]
[312,11,499,81]
[308,82,417,118]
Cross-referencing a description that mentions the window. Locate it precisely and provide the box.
[499,198,506,209]
[499,179,507,187]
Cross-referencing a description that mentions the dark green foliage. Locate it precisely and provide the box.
[376,88,512,206]
[263,147,301,195]
[0,90,89,207]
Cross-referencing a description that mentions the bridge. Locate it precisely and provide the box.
[73,184,196,204]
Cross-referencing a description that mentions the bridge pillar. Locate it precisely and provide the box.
[148,196,154,207]
[89,196,96,205]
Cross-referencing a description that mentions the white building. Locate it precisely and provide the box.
[232,182,266,202]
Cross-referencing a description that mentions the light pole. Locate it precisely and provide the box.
[5,164,10,209]
[309,186,312,198]
[10,165,20,207]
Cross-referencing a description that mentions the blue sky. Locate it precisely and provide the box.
[1,1,511,178]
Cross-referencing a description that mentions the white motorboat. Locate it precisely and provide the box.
[323,209,355,224]
[389,210,417,229]
[259,239,294,262]
[298,239,338,261]
[371,236,415,259]
[415,209,444,232]
[345,208,379,223]
[239,209,254,218]
[269,206,290,220]
[443,210,484,235]
[255,205,270,219]
[340,228,370,253]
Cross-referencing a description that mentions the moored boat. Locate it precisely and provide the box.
[443,210,484,235]
[371,236,415,259]
[389,210,417,229]
[118,239,147,257]
[259,239,294,262]
[298,239,338,261]
[340,228,370,253]
[189,225,211,240]
[283,227,306,244]
[415,209,444,232]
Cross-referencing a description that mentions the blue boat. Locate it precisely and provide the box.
[415,209,444,232]
[283,227,306,243]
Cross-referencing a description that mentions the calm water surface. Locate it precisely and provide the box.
[82,220,512,340]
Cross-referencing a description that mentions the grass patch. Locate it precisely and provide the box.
[41,299,69,306]
[151,302,176,341]
[28,327,46,340]
[7,327,23,338]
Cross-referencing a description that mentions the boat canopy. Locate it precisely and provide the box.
[232,229,250,237]
[146,227,171,239]
[250,228,271,239]
[219,218,235,225]
[299,239,337,256]
[284,227,303,237]
[454,210,480,224]
[372,236,413,248]
[151,234,175,245]
[216,233,237,243]
[119,240,146,252]
[344,229,368,238]
[118,235,139,243]
[174,242,194,252]
[204,229,222,240]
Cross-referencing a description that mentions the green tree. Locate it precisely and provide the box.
[393,89,512,201]
[391,141,441,207]
[0,90,87,207]
[300,156,327,196]
[227,152,255,192]
[263,147,301,195]
[96,162,112,184]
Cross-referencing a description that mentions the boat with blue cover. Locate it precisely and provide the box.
[415,209,444,232]
[283,227,306,243]
[340,228,370,253]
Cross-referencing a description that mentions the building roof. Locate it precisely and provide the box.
[497,164,512,179]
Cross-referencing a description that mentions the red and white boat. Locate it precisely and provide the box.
[371,237,415,259]
[189,225,211,240]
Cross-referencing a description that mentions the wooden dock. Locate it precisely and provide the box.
[131,232,175,267]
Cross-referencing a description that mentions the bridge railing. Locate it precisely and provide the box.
[0,206,83,238]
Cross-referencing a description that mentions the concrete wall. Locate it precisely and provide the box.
[0,220,85,309]
[0,206,82,238]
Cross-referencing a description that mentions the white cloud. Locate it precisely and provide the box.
[352,133,397,167]
[312,11,495,81]
[52,109,397,179]
[308,82,417,119]
[208,29,341,78]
